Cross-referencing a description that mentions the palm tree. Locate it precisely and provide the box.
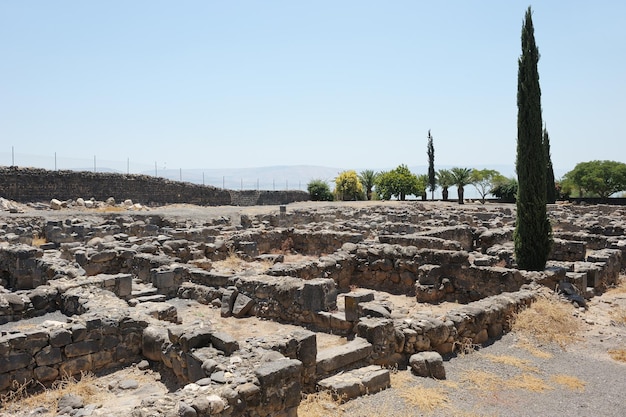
[436,169,454,201]
[358,169,377,200]
[450,167,473,204]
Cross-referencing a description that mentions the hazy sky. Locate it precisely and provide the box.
[1,1,624,174]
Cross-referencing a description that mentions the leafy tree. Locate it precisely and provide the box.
[334,170,364,201]
[358,169,377,201]
[307,179,333,201]
[490,177,518,203]
[374,164,422,201]
[427,130,436,200]
[417,174,429,200]
[471,169,506,204]
[436,169,454,201]
[514,6,552,271]
[544,127,557,203]
[450,167,473,204]
[562,160,626,199]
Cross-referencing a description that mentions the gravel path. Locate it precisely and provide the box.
[337,290,626,417]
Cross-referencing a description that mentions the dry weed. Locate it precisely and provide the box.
[483,354,539,373]
[1,372,103,415]
[609,306,626,325]
[505,373,553,392]
[514,337,553,359]
[608,348,626,363]
[389,369,414,388]
[398,385,450,412]
[299,391,344,417]
[550,374,586,391]
[214,249,246,272]
[453,337,480,355]
[460,370,504,391]
[511,296,581,348]
[31,236,47,247]
[606,276,626,294]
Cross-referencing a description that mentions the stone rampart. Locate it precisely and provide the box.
[0,166,308,206]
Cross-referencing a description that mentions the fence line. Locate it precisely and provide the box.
[0,150,309,191]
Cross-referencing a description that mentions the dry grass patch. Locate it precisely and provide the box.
[606,276,626,294]
[398,385,450,413]
[1,372,104,415]
[514,337,553,359]
[511,296,581,348]
[32,236,47,247]
[506,373,553,392]
[483,354,539,373]
[550,374,586,391]
[461,370,553,393]
[299,391,344,417]
[608,348,626,363]
[609,306,626,325]
[460,370,504,391]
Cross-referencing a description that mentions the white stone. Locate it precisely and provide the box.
[50,199,63,210]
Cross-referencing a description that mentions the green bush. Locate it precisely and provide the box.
[307,179,334,201]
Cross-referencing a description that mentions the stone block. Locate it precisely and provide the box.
[316,337,372,375]
[34,365,59,382]
[186,352,206,382]
[317,365,390,402]
[409,351,446,379]
[293,330,317,367]
[180,327,213,352]
[59,355,92,377]
[220,288,238,318]
[211,331,239,355]
[152,270,175,289]
[65,340,100,358]
[91,350,114,369]
[115,274,133,297]
[142,326,169,362]
[0,352,31,373]
[359,302,391,318]
[50,328,73,347]
[35,346,63,367]
[232,293,254,318]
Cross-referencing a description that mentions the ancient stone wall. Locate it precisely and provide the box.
[0,308,147,391]
[0,167,308,206]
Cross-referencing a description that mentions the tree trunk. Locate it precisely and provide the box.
[458,186,464,204]
[442,188,449,201]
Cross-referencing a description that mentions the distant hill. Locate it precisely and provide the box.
[124,163,568,198]
[143,165,343,191]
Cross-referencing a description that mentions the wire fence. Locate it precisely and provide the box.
[0,149,313,192]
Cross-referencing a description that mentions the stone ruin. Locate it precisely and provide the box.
[0,201,624,416]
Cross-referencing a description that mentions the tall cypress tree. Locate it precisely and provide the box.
[427,130,436,200]
[514,7,552,271]
[543,127,557,203]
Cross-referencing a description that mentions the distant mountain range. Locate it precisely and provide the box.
[77,163,567,198]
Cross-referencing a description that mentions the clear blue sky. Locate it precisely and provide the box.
[1,1,624,174]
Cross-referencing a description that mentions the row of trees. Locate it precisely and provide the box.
[308,166,516,203]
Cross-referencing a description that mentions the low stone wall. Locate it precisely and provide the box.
[0,307,147,391]
[0,166,308,206]
[0,274,132,324]
[355,290,536,366]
